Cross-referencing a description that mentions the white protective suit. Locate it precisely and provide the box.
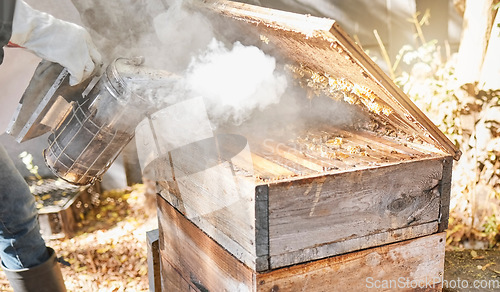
[0,0,101,133]
[10,0,101,85]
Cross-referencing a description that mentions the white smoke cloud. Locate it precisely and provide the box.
[185,39,288,125]
[152,1,215,73]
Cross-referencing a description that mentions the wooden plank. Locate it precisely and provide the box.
[287,135,386,168]
[255,185,269,271]
[214,133,300,181]
[330,127,425,159]
[269,221,438,269]
[158,185,258,270]
[217,137,295,181]
[160,258,198,292]
[438,156,453,232]
[157,195,255,291]
[252,140,326,173]
[351,128,448,158]
[257,127,434,172]
[329,21,459,160]
[147,229,161,292]
[258,233,446,292]
[321,133,403,164]
[270,140,351,172]
[159,140,259,268]
[220,125,444,182]
[252,147,315,176]
[250,153,297,180]
[267,157,445,269]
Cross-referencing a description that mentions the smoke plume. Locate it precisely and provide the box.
[184,39,288,126]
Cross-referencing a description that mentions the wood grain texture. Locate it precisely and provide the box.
[258,232,446,292]
[267,157,444,269]
[438,156,453,232]
[268,222,438,270]
[158,198,445,292]
[255,185,270,272]
[159,184,258,270]
[147,229,161,292]
[157,195,255,292]
[160,259,198,292]
[158,139,259,269]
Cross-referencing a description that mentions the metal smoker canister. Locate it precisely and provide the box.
[44,58,151,185]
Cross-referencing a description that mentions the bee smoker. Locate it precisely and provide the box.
[7,57,159,185]
[44,58,157,185]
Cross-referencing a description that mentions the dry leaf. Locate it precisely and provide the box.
[471,250,484,260]
[482,262,495,271]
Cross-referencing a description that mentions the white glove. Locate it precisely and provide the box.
[10,0,102,85]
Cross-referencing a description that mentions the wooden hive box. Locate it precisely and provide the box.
[156,195,446,291]
[137,0,460,279]
[33,179,97,240]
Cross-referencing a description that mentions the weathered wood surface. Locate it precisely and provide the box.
[438,156,453,232]
[257,232,446,292]
[157,196,255,292]
[245,127,442,181]
[196,0,460,160]
[161,260,198,292]
[266,157,444,269]
[152,0,458,270]
[159,154,450,271]
[158,197,446,291]
[147,229,161,292]
[158,137,259,270]
[38,186,95,240]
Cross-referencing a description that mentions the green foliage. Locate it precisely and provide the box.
[391,37,500,248]
[393,41,462,146]
[483,214,500,247]
[483,214,498,234]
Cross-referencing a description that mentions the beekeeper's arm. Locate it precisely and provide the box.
[0,0,101,85]
[0,0,16,64]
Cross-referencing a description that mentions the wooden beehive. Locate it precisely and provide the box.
[157,196,445,291]
[145,0,460,290]
[34,179,97,239]
[157,130,453,272]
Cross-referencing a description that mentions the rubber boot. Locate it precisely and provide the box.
[1,247,66,292]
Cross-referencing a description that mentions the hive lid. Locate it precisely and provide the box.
[196,0,461,160]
